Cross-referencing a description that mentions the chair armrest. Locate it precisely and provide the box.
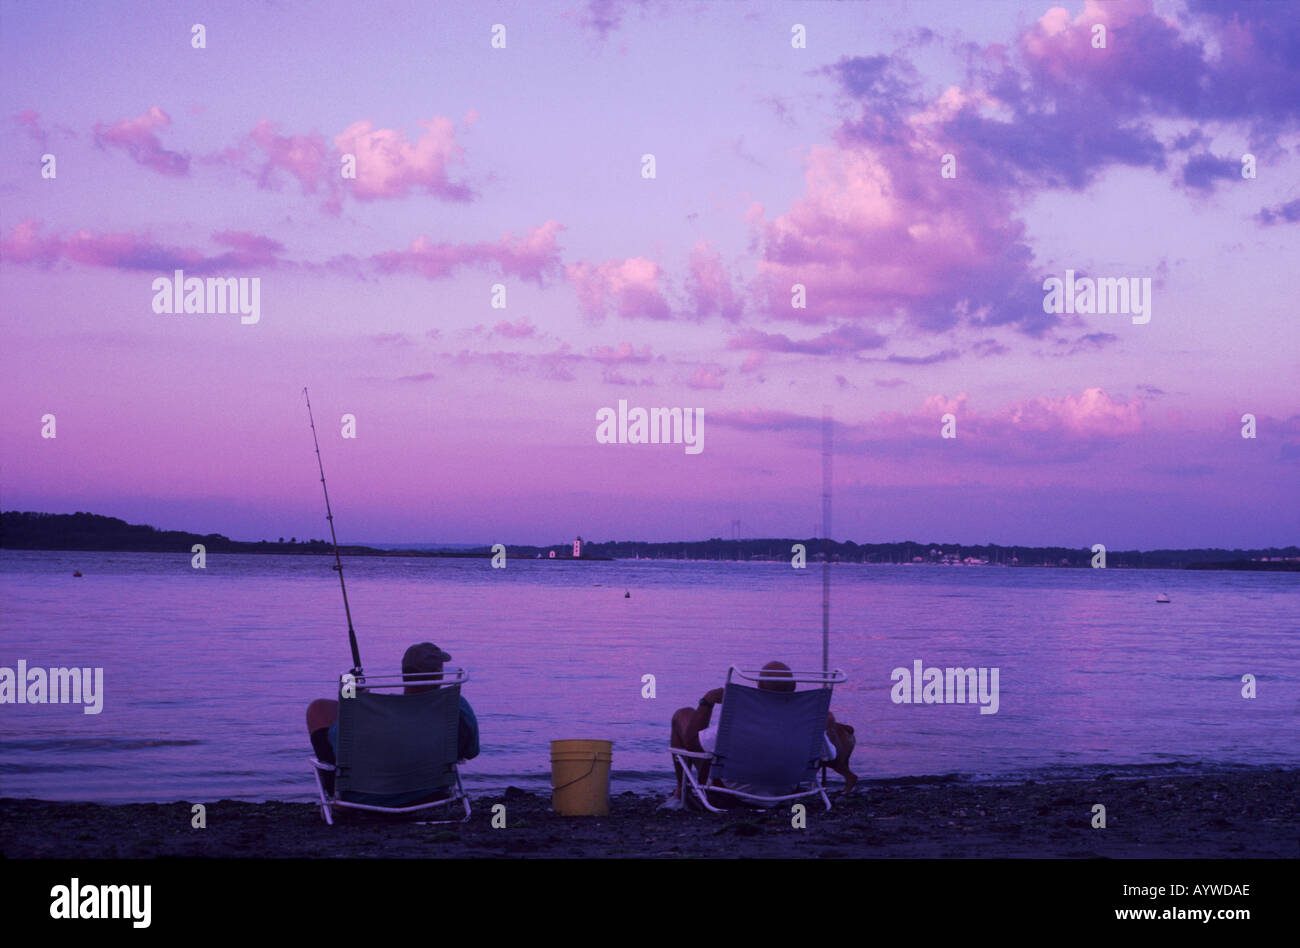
[668,747,713,760]
[309,757,336,772]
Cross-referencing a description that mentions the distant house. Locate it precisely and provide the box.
[573,536,582,558]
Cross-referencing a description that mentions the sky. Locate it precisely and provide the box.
[1,0,1298,548]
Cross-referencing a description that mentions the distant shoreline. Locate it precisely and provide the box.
[6,547,1300,571]
[2,511,1297,570]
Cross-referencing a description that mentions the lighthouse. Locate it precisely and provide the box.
[573,536,582,558]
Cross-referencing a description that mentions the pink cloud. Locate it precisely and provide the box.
[372,221,564,283]
[334,116,472,202]
[370,333,414,346]
[218,114,476,212]
[443,344,584,382]
[589,342,653,364]
[921,392,971,418]
[685,240,742,320]
[93,106,190,176]
[1020,2,1119,81]
[686,363,726,390]
[1003,387,1143,437]
[493,318,537,339]
[14,109,45,144]
[566,257,672,321]
[1,220,283,273]
[727,323,886,355]
[749,139,1030,330]
[249,119,333,196]
[0,219,60,265]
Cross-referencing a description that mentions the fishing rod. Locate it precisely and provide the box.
[303,387,363,676]
[821,406,831,676]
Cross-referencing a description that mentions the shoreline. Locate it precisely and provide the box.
[5,547,1295,571]
[4,769,1296,859]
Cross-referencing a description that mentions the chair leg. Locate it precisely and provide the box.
[311,761,336,825]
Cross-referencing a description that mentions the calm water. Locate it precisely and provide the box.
[1,550,1297,803]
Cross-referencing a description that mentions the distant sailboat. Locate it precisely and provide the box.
[1156,593,1170,603]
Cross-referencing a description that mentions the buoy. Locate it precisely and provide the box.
[625,589,631,598]
[1156,593,1170,603]
[73,571,82,577]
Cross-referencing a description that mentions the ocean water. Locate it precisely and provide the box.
[1,550,1296,803]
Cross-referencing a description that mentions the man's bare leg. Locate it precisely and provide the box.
[307,698,338,735]
[669,706,695,797]
[825,712,858,793]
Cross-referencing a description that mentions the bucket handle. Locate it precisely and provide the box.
[553,753,599,792]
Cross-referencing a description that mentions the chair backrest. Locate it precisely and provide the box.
[334,684,461,798]
[709,681,833,790]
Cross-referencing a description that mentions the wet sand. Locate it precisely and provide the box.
[3,769,1296,858]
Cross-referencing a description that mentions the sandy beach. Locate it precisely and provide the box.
[4,769,1296,859]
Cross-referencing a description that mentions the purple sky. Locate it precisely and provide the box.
[2,0,1298,547]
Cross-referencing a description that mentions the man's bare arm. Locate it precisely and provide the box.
[683,687,724,750]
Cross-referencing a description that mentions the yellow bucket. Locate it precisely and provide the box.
[550,739,613,816]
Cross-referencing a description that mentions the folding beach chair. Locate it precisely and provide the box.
[669,666,847,812]
[309,669,472,824]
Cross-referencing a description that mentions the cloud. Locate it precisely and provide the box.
[566,256,672,321]
[971,338,1009,357]
[4,218,564,286]
[1045,331,1121,357]
[589,342,654,364]
[686,363,726,390]
[219,115,475,212]
[493,318,537,339]
[93,107,190,176]
[748,137,1039,333]
[1257,198,1300,226]
[439,345,584,383]
[727,323,886,355]
[600,367,655,386]
[921,392,970,418]
[750,0,1300,342]
[708,387,1155,473]
[248,120,333,197]
[685,241,743,320]
[334,116,472,202]
[372,221,564,283]
[0,220,284,272]
[1182,153,1244,191]
[884,349,961,366]
[576,0,649,38]
[1002,386,1143,437]
[370,332,413,346]
[13,109,45,145]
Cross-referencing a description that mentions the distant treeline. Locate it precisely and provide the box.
[1,512,1296,569]
[0,511,598,559]
[0,511,348,555]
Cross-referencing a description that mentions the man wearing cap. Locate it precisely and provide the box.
[305,642,480,805]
